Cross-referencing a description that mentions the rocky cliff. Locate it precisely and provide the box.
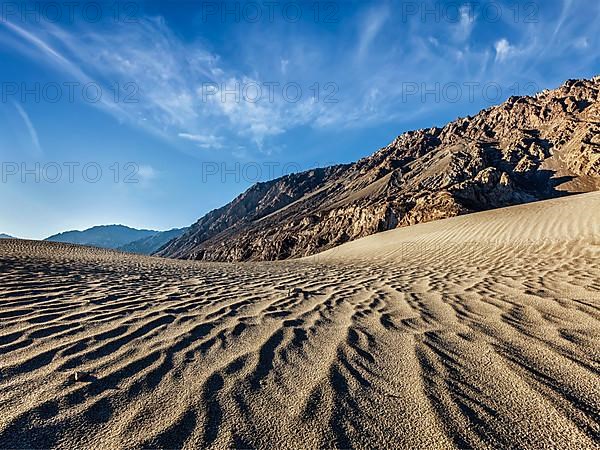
[158,77,600,261]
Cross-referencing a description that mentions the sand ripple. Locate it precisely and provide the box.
[0,194,599,449]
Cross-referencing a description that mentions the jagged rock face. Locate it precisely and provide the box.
[159,77,600,262]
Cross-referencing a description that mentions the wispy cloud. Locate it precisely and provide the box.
[0,20,132,123]
[0,17,332,154]
[574,36,590,49]
[137,165,158,185]
[455,5,476,42]
[356,5,388,60]
[280,59,289,74]
[2,2,599,158]
[178,132,224,149]
[13,102,41,155]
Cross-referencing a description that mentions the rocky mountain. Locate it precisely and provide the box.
[46,225,158,249]
[118,227,188,255]
[0,234,14,239]
[159,77,600,262]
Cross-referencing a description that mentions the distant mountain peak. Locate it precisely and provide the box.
[51,224,156,234]
[45,225,159,249]
[44,224,188,254]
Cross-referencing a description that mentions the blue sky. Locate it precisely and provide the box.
[0,0,598,239]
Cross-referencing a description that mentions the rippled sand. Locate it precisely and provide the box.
[0,193,599,449]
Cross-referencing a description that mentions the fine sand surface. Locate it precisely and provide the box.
[0,193,599,449]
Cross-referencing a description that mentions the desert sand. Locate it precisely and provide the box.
[0,193,599,449]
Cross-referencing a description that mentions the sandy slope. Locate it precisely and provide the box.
[0,193,599,449]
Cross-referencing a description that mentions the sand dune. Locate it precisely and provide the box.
[0,193,599,449]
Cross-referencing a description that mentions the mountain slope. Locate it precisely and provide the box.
[46,225,157,249]
[118,228,188,255]
[312,191,600,262]
[159,77,600,262]
[0,234,14,239]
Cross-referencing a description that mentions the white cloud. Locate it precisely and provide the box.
[494,38,514,62]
